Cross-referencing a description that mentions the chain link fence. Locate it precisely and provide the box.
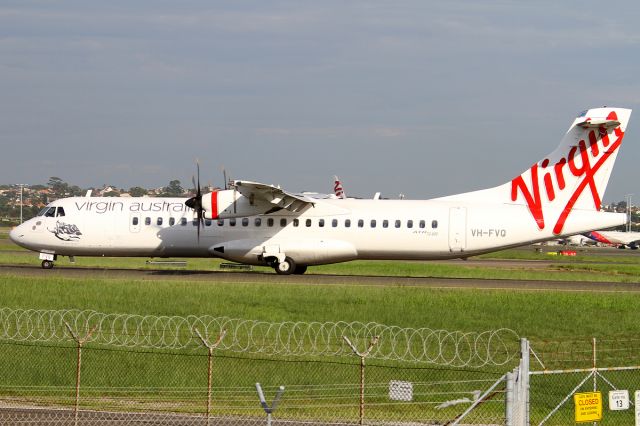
[0,308,519,425]
[528,337,640,425]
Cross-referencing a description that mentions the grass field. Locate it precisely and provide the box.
[2,225,640,339]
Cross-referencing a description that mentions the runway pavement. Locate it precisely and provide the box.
[1,263,639,292]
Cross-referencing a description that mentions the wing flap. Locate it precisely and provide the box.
[233,180,315,212]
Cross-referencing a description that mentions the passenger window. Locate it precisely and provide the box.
[242,218,249,227]
[358,219,364,228]
[419,220,425,229]
[407,220,413,228]
[306,219,312,227]
[181,218,187,226]
[56,207,65,217]
[145,217,151,226]
[255,218,262,227]
[192,219,198,226]
[280,218,287,227]
[345,219,351,228]
[205,219,212,226]
[383,220,389,228]
[267,218,274,227]
[169,217,175,226]
[432,220,438,229]
[132,217,139,226]
[395,220,401,228]
[229,218,236,227]
[293,219,299,227]
[332,219,338,227]
[370,219,376,228]
[217,219,224,226]
[157,217,163,226]
[319,219,325,227]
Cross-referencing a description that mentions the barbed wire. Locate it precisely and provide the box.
[0,308,519,367]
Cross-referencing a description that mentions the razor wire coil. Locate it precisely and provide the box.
[0,307,518,367]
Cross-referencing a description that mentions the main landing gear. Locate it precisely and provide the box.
[271,257,307,275]
[41,260,54,269]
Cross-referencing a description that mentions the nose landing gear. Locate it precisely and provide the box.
[39,253,57,270]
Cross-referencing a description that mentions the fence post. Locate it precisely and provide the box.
[343,335,379,425]
[64,321,98,426]
[505,371,514,426]
[256,383,285,426]
[521,338,530,426]
[194,328,227,425]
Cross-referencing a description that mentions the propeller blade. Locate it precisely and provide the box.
[196,161,201,198]
[222,166,228,191]
[185,160,205,242]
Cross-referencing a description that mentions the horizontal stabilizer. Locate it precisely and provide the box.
[576,118,620,128]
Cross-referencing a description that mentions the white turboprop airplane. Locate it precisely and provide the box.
[10,107,632,274]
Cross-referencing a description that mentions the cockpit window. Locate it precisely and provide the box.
[56,207,65,217]
[44,207,56,217]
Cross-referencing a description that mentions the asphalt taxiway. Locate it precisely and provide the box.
[1,263,638,293]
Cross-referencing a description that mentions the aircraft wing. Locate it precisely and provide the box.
[233,180,315,213]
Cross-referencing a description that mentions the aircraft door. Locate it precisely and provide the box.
[448,207,467,252]
[129,213,141,233]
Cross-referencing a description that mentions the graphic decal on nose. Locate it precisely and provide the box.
[48,221,83,241]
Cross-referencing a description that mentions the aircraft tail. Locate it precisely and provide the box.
[334,176,346,199]
[440,107,632,235]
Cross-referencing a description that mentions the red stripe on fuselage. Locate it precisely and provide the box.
[211,191,219,219]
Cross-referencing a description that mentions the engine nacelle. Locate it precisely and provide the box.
[200,190,274,219]
[208,238,358,266]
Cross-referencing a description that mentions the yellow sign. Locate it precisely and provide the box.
[574,392,602,423]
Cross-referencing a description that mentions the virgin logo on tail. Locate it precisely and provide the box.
[511,111,625,235]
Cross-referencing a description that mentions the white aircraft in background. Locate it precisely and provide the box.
[583,230,640,249]
[559,234,596,246]
[10,107,632,274]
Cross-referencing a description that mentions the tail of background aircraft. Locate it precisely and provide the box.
[439,107,632,235]
[334,176,346,199]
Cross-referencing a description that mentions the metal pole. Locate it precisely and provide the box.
[64,322,97,426]
[256,383,285,426]
[593,337,597,426]
[360,356,365,424]
[505,371,514,426]
[343,335,379,425]
[17,184,27,224]
[592,337,597,391]
[626,195,633,232]
[521,338,530,426]
[194,328,226,424]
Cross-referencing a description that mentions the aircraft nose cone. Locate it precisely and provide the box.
[9,226,21,244]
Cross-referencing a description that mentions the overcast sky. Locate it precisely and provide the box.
[2,1,640,203]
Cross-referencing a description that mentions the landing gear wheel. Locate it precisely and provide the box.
[293,265,307,275]
[275,257,295,275]
[41,260,54,269]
